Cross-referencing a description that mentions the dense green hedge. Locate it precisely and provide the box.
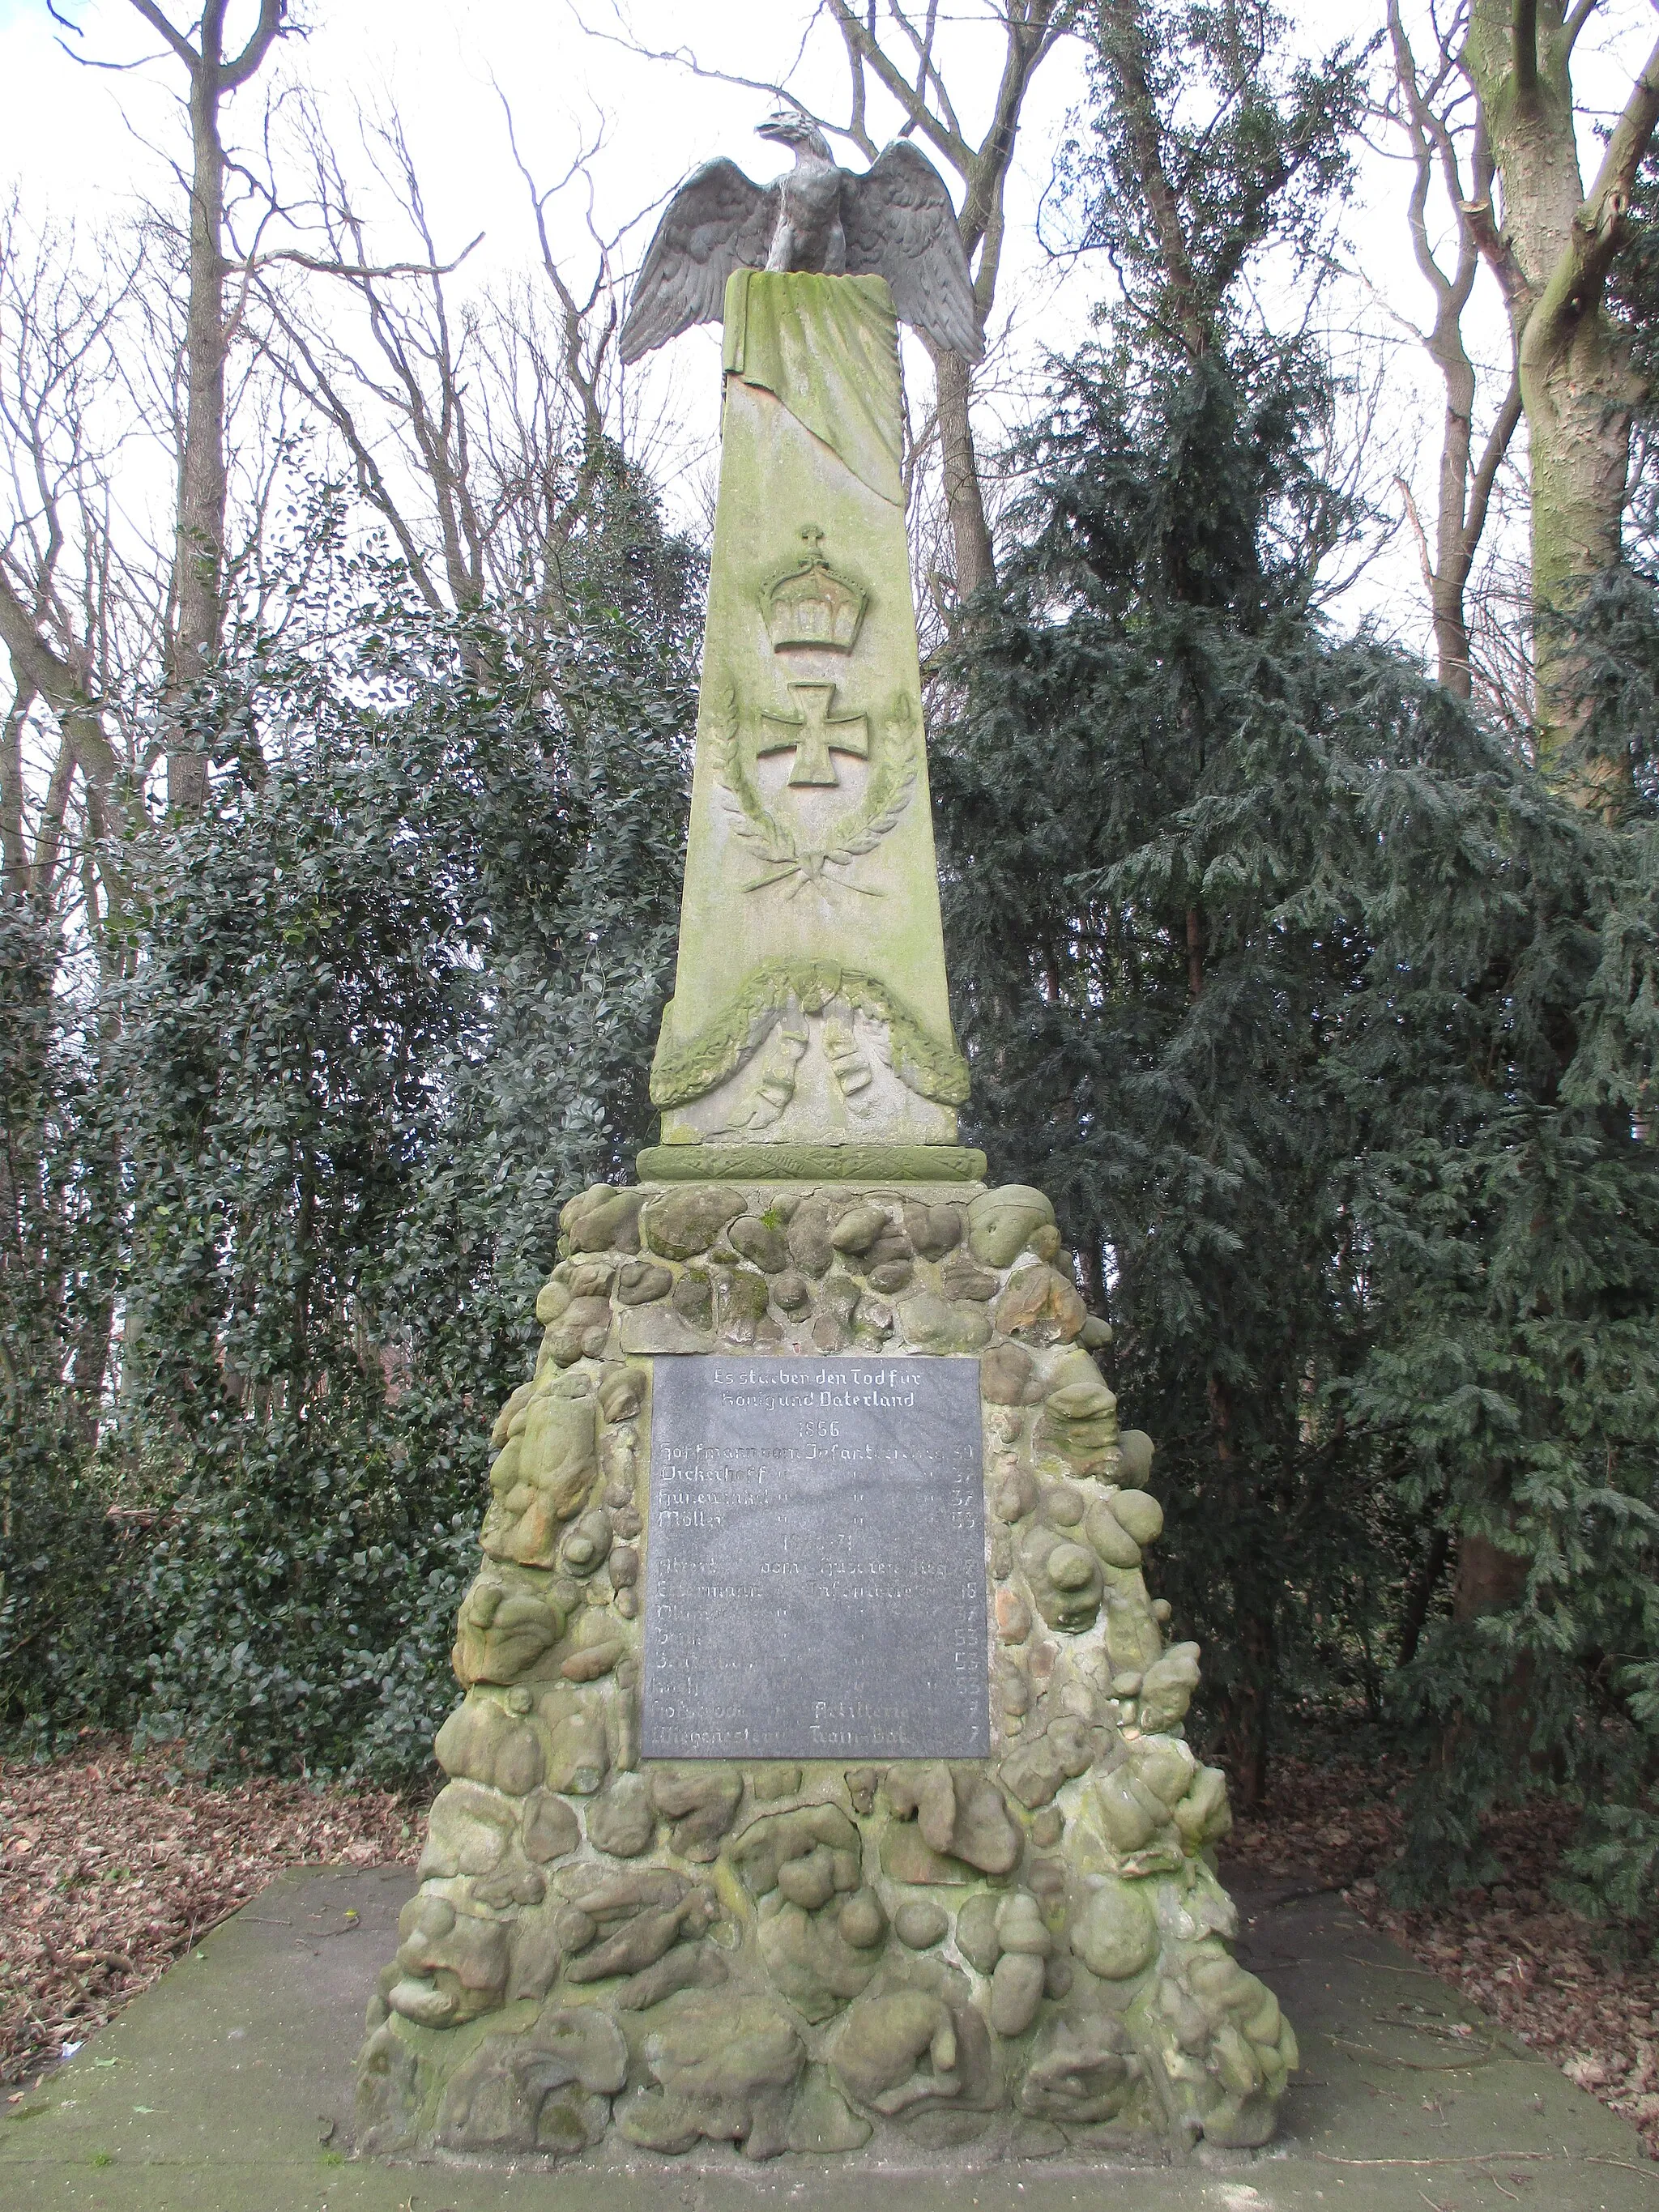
[0,471,699,1781]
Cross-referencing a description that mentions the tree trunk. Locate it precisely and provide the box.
[167,61,231,811]
[1450,1530,1529,1621]
[0,573,126,881]
[131,0,287,812]
[1422,301,1523,702]
[1,682,32,901]
[824,1,1077,603]
[1462,0,1659,774]
[929,343,995,599]
[1220,1611,1274,1812]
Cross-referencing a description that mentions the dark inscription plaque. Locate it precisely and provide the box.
[643,1356,988,1759]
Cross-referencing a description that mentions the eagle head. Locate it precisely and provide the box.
[757,110,834,163]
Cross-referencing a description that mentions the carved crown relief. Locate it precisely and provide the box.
[761,526,868,654]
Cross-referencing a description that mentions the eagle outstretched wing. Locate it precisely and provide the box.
[842,140,983,360]
[620,160,778,363]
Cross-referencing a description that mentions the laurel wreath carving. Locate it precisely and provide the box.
[706,678,919,899]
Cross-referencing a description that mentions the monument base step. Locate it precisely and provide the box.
[635,1142,988,1183]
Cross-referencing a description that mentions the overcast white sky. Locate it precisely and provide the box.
[2,0,1657,661]
[0,0,1091,539]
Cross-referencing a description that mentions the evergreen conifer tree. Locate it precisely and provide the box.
[936,0,1659,1916]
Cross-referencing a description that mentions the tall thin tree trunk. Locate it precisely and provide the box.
[1,682,33,899]
[825,1,1075,604]
[931,346,995,599]
[129,0,287,812]
[1462,0,1659,774]
[168,64,231,815]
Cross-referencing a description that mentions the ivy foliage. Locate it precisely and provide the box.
[0,897,142,1733]
[1,466,699,1777]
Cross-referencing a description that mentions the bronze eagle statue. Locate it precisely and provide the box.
[619,113,983,364]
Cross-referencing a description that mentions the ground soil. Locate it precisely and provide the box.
[2,1737,1655,2160]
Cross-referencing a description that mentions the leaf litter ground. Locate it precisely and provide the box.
[1,1739,414,2100]
[2,1736,1655,2162]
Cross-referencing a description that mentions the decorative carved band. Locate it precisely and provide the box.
[649,958,970,1109]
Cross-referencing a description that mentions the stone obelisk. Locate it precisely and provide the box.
[644,269,974,1177]
[355,172,1293,2173]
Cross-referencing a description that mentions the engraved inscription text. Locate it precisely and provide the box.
[642,1355,988,1759]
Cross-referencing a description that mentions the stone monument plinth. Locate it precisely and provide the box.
[355,236,1294,2170]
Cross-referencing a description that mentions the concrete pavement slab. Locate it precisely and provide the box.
[2,1865,1653,2212]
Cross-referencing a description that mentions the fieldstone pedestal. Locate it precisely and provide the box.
[355,1172,1294,2165]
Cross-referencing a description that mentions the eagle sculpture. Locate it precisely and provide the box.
[619,113,983,364]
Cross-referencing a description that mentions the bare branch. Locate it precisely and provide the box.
[569,7,855,148]
[1396,473,1435,594]
[52,32,171,74]
[1460,192,1529,311]
[887,0,962,142]
[124,0,203,71]
[1563,0,1601,55]
[498,92,615,458]
[221,0,288,91]
[250,236,484,283]
[825,0,973,173]
[1462,368,1524,563]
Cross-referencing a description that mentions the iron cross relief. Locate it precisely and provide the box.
[756,683,870,786]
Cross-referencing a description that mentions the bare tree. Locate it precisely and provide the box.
[20,0,290,816]
[252,103,493,610]
[0,205,145,901]
[1383,0,1525,702]
[500,100,619,472]
[255,97,634,625]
